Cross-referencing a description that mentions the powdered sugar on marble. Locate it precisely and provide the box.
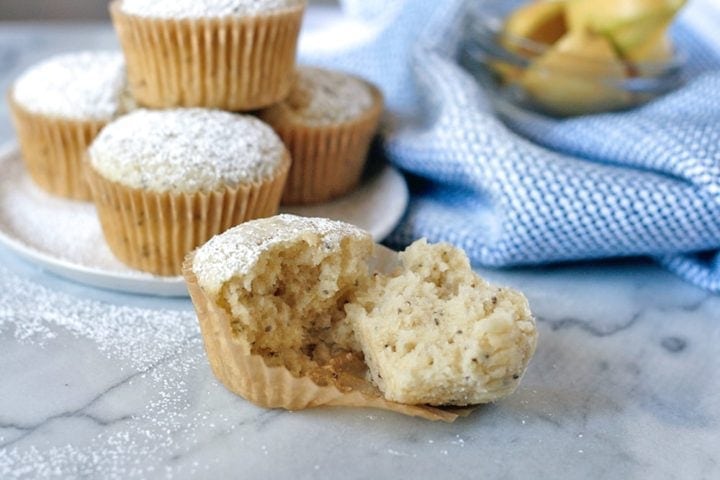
[12,51,130,121]
[281,66,375,125]
[0,263,203,478]
[89,109,285,193]
[121,0,304,18]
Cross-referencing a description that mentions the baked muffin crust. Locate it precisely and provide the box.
[89,109,286,193]
[12,51,129,121]
[264,66,375,126]
[120,0,305,18]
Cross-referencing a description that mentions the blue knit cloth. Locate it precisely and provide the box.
[301,0,720,293]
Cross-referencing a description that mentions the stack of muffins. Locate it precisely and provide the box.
[8,0,383,276]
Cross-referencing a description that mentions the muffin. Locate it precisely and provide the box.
[258,66,383,205]
[185,214,375,408]
[110,0,306,110]
[8,51,131,200]
[184,214,537,417]
[87,109,290,276]
[345,239,538,406]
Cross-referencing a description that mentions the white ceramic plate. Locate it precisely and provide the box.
[0,143,408,297]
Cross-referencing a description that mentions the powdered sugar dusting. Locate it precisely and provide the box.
[89,109,286,193]
[279,67,375,125]
[12,51,130,121]
[0,263,206,478]
[192,214,370,297]
[0,152,151,276]
[0,270,197,368]
[121,0,304,18]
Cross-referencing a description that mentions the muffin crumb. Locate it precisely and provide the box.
[346,239,537,406]
[194,214,373,380]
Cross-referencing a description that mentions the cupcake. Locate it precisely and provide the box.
[87,109,290,276]
[8,51,131,200]
[110,0,306,110]
[258,66,383,205]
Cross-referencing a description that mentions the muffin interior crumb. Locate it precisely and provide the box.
[345,240,538,406]
[216,232,371,385]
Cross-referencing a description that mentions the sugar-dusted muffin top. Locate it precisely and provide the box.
[12,51,130,121]
[89,109,286,194]
[193,214,370,298]
[120,0,305,18]
[268,67,376,126]
[346,239,538,406]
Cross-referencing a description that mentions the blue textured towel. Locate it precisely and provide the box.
[301,0,720,293]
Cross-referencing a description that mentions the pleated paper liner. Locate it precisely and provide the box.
[8,92,105,201]
[110,1,305,110]
[260,84,384,205]
[86,154,290,276]
[183,254,475,422]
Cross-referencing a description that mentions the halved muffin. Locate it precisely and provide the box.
[185,214,537,416]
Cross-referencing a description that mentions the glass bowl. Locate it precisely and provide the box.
[462,0,686,117]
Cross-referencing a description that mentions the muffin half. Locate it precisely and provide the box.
[346,240,538,406]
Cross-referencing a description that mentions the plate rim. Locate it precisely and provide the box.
[0,142,188,296]
[0,142,408,297]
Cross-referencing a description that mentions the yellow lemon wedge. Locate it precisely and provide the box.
[497,1,568,84]
[496,0,686,115]
[625,27,674,63]
[566,0,684,32]
[503,0,568,47]
[521,30,630,115]
[566,0,685,56]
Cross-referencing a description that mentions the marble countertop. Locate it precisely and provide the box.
[1,19,719,480]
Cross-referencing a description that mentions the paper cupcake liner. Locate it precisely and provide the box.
[261,84,384,205]
[110,1,305,110]
[8,93,105,201]
[183,255,471,422]
[86,154,290,276]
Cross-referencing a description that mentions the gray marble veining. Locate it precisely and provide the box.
[1,21,719,480]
